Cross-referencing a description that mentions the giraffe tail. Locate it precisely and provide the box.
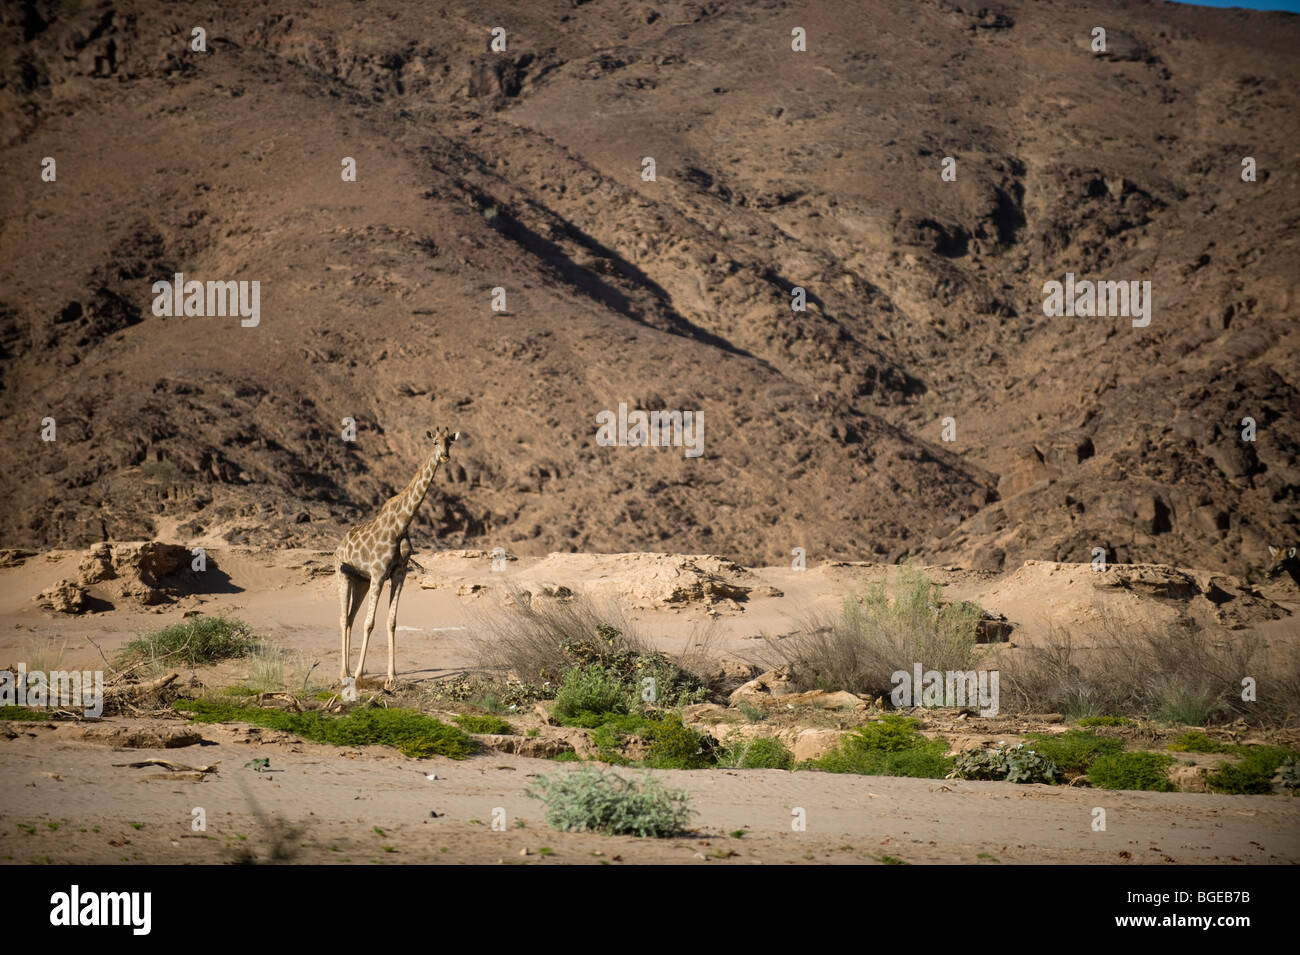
[406,555,427,575]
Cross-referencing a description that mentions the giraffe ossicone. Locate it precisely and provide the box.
[334,427,459,689]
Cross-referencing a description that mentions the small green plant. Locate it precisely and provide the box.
[527,766,693,837]
[717,736,795,770]
[948,742,1059,784]
[877,854,908,865]
[737,700,766,723]
[552,665,632,723]
[452,714,516,735]
[1273,756,1300,796]
[1153,681,1224,726]
[537,846,554,856]
[730,829,747,839]
[642,713,716,769]
[246,641,285,693]
[0,706,52,721]
[175,700,475,759]
[117,616,257,671]
[1089,752,1175,791]
[1167,731,1229,753]
[806,715,952,778]
[1076,716,1131,727]
[1023,730,1123,776]
[1207,746,1300,795]
[526,727,540,737]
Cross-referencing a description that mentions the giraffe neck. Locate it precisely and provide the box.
[384,451,444,537]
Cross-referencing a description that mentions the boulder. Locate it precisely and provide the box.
[37,579,89,614]
[728,666,797,704]
[793,728,849,763]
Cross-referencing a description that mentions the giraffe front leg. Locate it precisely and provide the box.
[337,570,351,682]
[385,568,407,690]
[353,582,382,682]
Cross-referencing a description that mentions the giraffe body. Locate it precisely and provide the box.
[335,428,458,687]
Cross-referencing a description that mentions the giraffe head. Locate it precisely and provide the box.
[427,427,460,463]
[1266,545,1297,578]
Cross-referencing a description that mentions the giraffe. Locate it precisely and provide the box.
[335,427,459,688]
[1265,545,1300,587]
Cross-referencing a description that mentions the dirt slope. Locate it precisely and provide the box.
[1,0,1297,576]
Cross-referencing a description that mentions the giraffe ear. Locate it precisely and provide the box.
[1290,547,1297,558]
[427,430,434,440]
[451,431,460,442]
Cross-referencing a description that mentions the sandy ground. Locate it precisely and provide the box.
[4,720,1298,865]
[2,546,1298,865]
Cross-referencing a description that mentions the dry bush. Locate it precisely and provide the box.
[466,588,724,699]
[994,613,1300,727]
[468,588,652,684]
[755,563,984,698]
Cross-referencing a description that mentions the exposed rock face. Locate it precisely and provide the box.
[40,541,212,612]
[37,579,90,614]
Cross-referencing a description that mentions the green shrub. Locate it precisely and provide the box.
[117,616,257,670]
[552,665,632,723]
[1089,752,1174,791]
[452,714,515,735]
[0,706,51,721]
[175,700,474,759]
[949,743,1059,784]
[717,736,794,770]
[1167,731,1229,754]
[807,715,952,778]
[1023,730,1123,776]
[526,766,693,837]
[642,713,716,769]
[1207,746,1300,795]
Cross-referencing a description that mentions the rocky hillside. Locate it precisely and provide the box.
[1,0,1296,577]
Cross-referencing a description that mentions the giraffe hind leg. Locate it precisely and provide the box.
[385,567,408,689]
[339,571,368,682]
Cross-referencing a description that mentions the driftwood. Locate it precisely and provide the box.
[113,758,219,774]
[103,671,179,700]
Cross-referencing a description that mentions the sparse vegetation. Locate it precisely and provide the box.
[452,714,516,735]
[470,592,715,699]
[175,699,475,759]
[1207,746,1300,795]
[526,766,693,837]
[996,615,1300,726]
[758,563,983,698]
[1022,730,1124,776]
[116,616,256,672]
[716,736,795,770]
[1088,752,1175,791]
[0,706,52,721]
[1168,731,1229,754]
[805,714,952,778]
[1076,716,1131,727]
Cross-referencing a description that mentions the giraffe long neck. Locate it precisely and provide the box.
[386,451,444,536]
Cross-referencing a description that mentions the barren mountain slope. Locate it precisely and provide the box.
[1,0,1296,575]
